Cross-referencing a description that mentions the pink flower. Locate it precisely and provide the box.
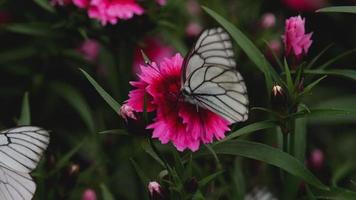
[155,0,166,6]
[309,148,324,170]
[133,38,174,75]
[119,104,137,122]
[186,0,201,16]
[260,13,276,29]
[283,0,325,12]
[73,0,144,25]
[148,181,162,198]
[126,54,230,151]
[185,22,203,37]
[77,39,100,61]
[82,189,97,200]
[282,15,313,58]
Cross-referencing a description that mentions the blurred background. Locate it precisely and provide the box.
[1,0,356,199]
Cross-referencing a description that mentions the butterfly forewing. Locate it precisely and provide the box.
[182,27,249,123]
[0,126,49,200]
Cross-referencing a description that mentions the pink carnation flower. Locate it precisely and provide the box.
[282,15,313,58]
[133,38,174,75]
[82,189,97,200]
[126,54,230,151]
[73,0,144,25]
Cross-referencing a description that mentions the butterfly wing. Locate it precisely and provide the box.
[0,164,36,200]
[0,126,49,200]
[182,27,249,123]
[0,126,49,173]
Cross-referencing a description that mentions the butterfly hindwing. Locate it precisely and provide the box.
[182,27,249,123]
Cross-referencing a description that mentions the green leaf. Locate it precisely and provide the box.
[49,140,85,175]
[32,0,56,13]
[98,129,129,135]
[141,142,165,168]
[202,6,281,89]
[312,186,356,199]
[18,92,31,126]
[80,69,121,113]
[51,82,95,132]
[206,140,328,190]
[284,58,294,92]
[130,158,150,187]
[218,120,277,143]
[305,44,333,69]
[5,23,57,37]
[305,69,356,81]
[198,170,224,187]
[100,184,115,200]
[298,75,327,98]
[317,6,356,14]
[317,48,356,70]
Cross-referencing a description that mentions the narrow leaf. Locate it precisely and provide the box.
[206,140,328,189]
[198,170,224,187]
[219,120,277,143]
[100,184,115,200]
[18,92,31,126]
[80,69,121,113]
[32,0,56,13]
[317,6,356,14]
[305,69,356,81]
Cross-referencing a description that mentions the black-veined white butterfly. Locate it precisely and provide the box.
[0,126,49,200]
[181,27,249,123]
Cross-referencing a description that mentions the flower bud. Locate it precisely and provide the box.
[61,163,81,190]
[271,85,287,112]
[119,104,137,122]
[309,148,324,170]
[82,189,97,200]
[260,13,276,29]
[148,181,165,200]
[184,177,198,194]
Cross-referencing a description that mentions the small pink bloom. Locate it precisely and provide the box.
[133,38,174,75]
[126,54,230,151]
[282,15,313,58]
[186,0,201,16]
[51,0,72,6]
[119,104,137,122]
[260,13,276,29]
[73,0,89,8]
[283,0,325,12]
[266,39,282,58]
[82,189,97,200]
[77,39,100,61]
[148,181,162,197]
[185,22,203,37]
[74,0,144,25]
[309,148,324,170]
[155,0,166,6]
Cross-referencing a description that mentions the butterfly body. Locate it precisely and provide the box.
[181,27,249,123]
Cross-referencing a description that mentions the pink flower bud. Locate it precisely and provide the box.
[260,13,276,29]
[148,181,163,199]
[77,39,100,62]
[309,148,324,170]
[185,22,203,37]
[82,189,97,200]
[119,104,137,122]
[282,15,313,58]
[156,0,166,6]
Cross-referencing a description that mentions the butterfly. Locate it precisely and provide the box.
[0,126,49,200]
[181,27,249,123]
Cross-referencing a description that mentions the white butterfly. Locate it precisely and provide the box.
[181,27,249,123]
[0,126,49,200]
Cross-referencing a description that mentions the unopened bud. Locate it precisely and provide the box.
[82,189,97,200]
[148,181,166,200]
[119,104,137,122]
[184,177,198,194]
[271,85,287,112]
[309,148,324,170]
